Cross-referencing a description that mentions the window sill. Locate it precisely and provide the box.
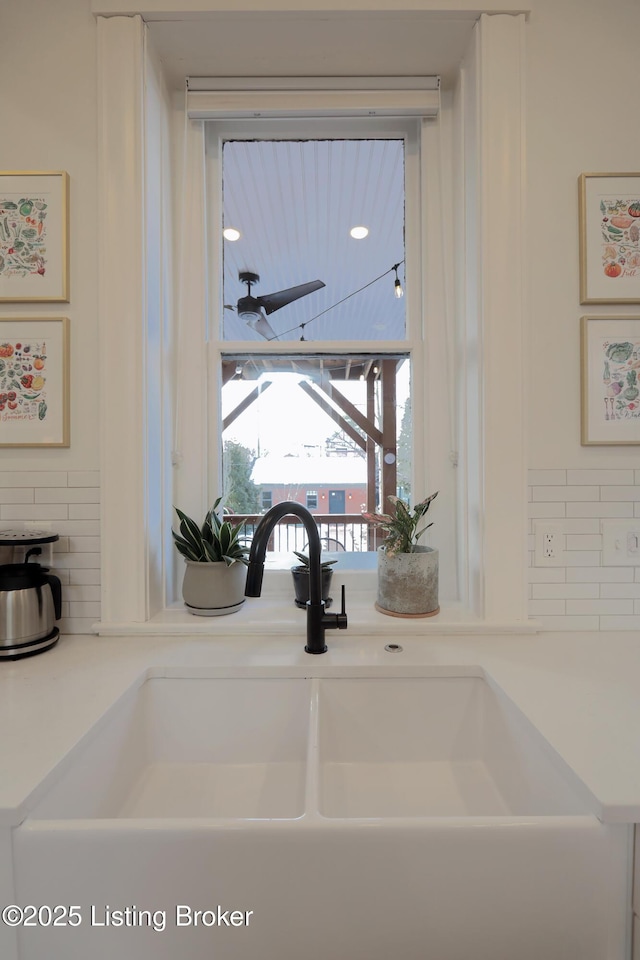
[94,575,541,638]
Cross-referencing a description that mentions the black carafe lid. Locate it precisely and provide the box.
[0,562,51,591]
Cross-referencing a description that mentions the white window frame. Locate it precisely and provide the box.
[204,117,428,528]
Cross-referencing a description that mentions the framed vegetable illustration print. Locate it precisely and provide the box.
[579,173,640,304]
[0,317,69,447]
[0,171,69,302]
[581,316,640,445]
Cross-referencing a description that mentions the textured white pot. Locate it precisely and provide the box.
[376,545,439,618]
[181,560,247,616]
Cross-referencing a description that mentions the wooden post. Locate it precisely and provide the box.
[381,359,397,512]
[366,371,377,549]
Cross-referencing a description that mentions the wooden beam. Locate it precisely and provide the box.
[222,381,272,431]
[317,381,384,447]
[297,381,366,451]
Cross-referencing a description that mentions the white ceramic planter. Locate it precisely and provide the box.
[181,560,247,616]
[376,545,439,617]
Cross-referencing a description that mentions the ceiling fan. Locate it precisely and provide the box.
[230,271,325,340]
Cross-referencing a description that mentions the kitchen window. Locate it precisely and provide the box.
[206,116,424,556]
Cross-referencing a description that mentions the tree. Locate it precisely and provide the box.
[223,441,261,513]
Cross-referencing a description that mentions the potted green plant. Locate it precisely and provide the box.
[172,498,250,616]
[291,550,337,609]
[363,492,439,617]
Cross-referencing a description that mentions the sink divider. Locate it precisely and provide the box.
[303,678,322,819]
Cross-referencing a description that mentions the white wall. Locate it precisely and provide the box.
[526,0,640,467]
[0,0,99,471]
[1,0,638,631]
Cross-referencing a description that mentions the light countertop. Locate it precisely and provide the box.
[2,618,640,827]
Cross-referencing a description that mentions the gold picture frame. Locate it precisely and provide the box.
[0,317,70,447]
[0,171,69,302]
[581,315,640,445]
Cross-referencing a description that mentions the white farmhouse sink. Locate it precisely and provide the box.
[30,673,589,822]
[16,672,628,960]
[317,677,589,818]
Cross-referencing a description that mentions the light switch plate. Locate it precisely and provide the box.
[601,520,640,566]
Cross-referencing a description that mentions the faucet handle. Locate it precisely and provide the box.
[336,584,348,629]
[320,584,348,637]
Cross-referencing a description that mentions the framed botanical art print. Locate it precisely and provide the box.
[581,316,640,445]
[0,317,70,447]
[0,171,69,302]
[579,173,640,304]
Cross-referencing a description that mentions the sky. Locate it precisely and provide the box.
[222,365,410,460]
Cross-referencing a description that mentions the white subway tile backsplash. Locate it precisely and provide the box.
[0,488,35,504]
[56,520,100,537]
[567,599,634,615]
[534,615,600,631]
[559,519,600,534]
[1,503,68,521]
[600,485,640,501]
[68,503,100,520]
[528,470,567,485]
[529,599,566,616]
[67,471,100,487]
[533,485,598,502]
[601,583,640,599]
[528,502,566,518]
[600,615,640,631]
[51,552,101,569]
[529,567,566,583]
[560,551,601,566]
[532,583,598,599]
[528,468,639,630]
[68,537,101,553]
[565,535,602,551]
[59,617,97,635]
[567,567,634,582]
[68,601,102,619]
[36,487,100,503]
[567,470,634,485]
[65,585,101,602]
[0,469,101,637]
[69,568,101,585]
[0,471,67,487]
[567,501,633,518]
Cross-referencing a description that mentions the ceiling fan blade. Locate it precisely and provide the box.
[247,311,278,340]
[257,279,325,315]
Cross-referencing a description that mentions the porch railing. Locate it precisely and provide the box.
[229,513,382,553]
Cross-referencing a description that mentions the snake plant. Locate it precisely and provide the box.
[172,497,249,565]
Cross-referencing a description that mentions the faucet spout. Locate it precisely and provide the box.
[245,501,347,654]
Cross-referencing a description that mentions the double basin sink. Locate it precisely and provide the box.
[28,670,590,821]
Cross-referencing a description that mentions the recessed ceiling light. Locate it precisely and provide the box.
[350,226,369,240]
[223,227,241,241]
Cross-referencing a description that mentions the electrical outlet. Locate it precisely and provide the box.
[534,521,566,566]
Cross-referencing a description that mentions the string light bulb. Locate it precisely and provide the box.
[393,263,404,299]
